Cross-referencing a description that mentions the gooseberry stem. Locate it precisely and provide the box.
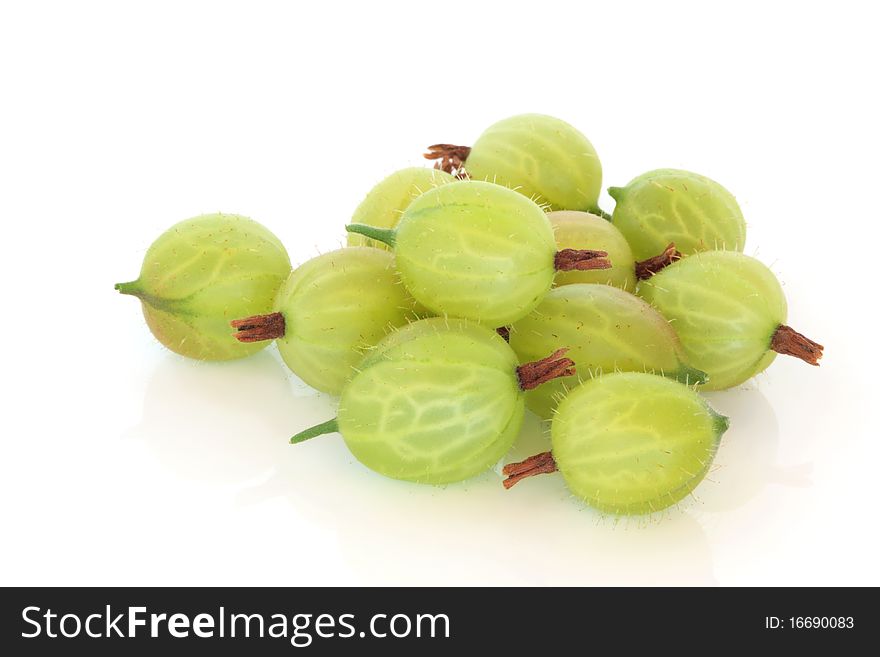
[502,451,558,489]
[771,325,824,365]
[674,364,710,386]
[592,207,613,221]
[634,243,682,280]
[345,224,397,248]
[290,418,340,444]
[114,279,178,313]
[516,348,576,390]
[423,143,471,178]
[554,249,611,272]
[231,312,286,342]
[114,280,142,296]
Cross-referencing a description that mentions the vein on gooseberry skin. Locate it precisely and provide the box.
[288,319,577,485]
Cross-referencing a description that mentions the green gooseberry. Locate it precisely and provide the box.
[231,247,420,395]
[345,180,611,327]
[347,167,456,251]
[503,372,729,516]
[609,168,747,260]
[425,113,603,214]
[115,213,290,361]
[290,318,576,484]
[638,250,823,390]
[509,283,706,418]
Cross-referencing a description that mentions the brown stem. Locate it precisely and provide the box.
[516,348,576,390]
[502,451,558,489]
[635,242,682,280]
[230,312,286,343]
[771,325,824,365]
[554,249,611,272]
[496,326,511,342]
[423,143,471,179]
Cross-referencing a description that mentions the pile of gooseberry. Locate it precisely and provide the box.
[116,114,823,517]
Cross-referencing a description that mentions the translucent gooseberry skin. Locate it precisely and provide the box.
[609,169,746,260]
[638,251,786,390]
[347,168,456,251]
[509,284,706,419]
[393,180,558,326]
[552,372,728,515]
[549,211,636,290]
[116,213,290,361]
[339,319,526,484]
[274,247,420,395]
[464,114,603,213]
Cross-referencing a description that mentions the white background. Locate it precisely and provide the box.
[1,1,877,586]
